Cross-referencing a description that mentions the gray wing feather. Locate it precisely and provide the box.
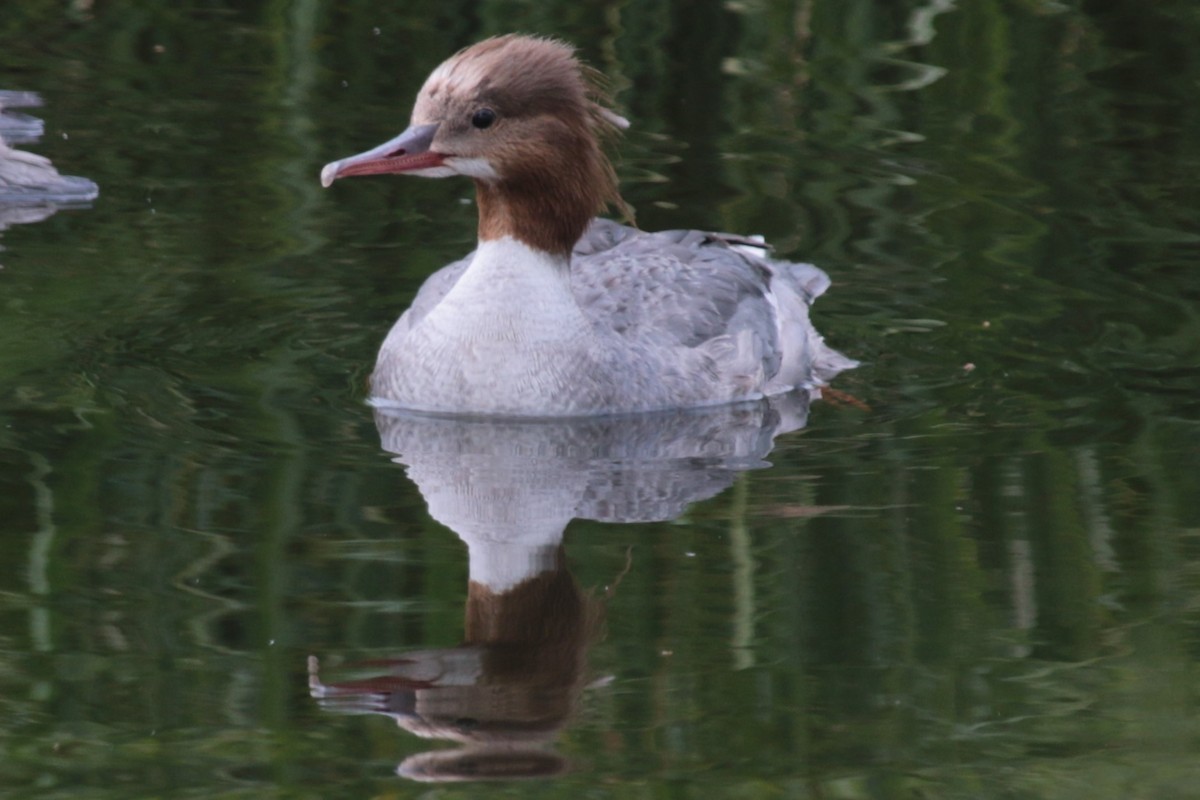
[572,219,807,387]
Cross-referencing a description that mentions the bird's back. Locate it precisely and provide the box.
[571,218,852,398]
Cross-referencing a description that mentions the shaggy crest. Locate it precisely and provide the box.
[419,34,632,252]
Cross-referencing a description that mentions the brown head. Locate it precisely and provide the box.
[321,34,630,255]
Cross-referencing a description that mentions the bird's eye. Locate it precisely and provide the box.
[471,108,497,129]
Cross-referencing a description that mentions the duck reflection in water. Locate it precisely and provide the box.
[309,545,600,782]
[309,393,824,781]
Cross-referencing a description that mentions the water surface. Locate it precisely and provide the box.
[1,1,1198,797]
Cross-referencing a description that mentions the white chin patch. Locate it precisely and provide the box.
[408,165,459,178]
[444,157,499,180]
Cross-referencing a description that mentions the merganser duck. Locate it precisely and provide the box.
[0,91,46,144]
[0,90,99,205]
[0,139,99,205]
[321,34,853,416]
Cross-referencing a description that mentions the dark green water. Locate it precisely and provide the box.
[2,1,1198,797]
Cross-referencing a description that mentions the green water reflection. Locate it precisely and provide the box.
[1,0,1198,797]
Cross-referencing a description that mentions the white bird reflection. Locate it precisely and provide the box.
[310,392,817,782]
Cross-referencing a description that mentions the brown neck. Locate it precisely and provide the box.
[463,551,594,646]
[475,177,593,257]
[473,118,628,256]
